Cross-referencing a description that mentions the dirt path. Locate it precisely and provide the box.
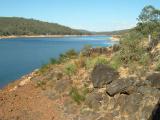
[0,83,65,120]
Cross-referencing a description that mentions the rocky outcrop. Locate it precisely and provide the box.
[91,64,119,88]
[89,68,160,119]
[147,73,160,89]
[106,78,134,96]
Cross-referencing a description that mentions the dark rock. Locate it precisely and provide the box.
[120,93,142,114]
[85,92,102,110]
[106,78,134,96]
[137,86,160,96]
[146,73,160,88]
[91,64,119,88]
[149,100,160,120]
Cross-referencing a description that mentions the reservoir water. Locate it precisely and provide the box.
[0,36,116,88]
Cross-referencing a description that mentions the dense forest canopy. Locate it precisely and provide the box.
[0,17,90,36]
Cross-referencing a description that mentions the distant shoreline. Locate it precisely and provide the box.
[0,34,102,39]
[0,35,120,42]
[0,35,83,39]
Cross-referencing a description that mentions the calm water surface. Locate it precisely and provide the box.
[0,36,116,87]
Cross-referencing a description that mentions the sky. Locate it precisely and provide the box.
[0,0,160,31]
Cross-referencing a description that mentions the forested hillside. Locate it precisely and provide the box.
[95,29,131,35]
[0,17,88,36]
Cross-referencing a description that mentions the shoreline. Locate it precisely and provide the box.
[0,34,101,39]
[109,35,120,41]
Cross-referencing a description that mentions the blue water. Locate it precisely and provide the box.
[0,36,116,88]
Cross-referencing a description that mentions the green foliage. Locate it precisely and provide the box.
[50,58,58,64]
[64,63,77,76]
[136,5,160,37]
[0,17,90,36]
[82,44,92,52]
[39,64,50,74]
[65,49,78,58]
[139,53,150,65]
[95,56,109,65]
[110,53,121,69]
[85,55,108,69]
[118,32,145,65]
[58,49,78,63]
[81,44,92,56]
[69,86,88,104]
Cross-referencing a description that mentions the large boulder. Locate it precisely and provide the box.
[106,78,134,96]
[146,73,160,89]
[91,64,119,88]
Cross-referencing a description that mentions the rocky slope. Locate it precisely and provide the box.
[0,44,160,120]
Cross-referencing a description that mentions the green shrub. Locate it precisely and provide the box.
[139,53,150,65]
[110,53,121,69]
[64,63,77,76]
[81,44,92,56]
[69,87,88,104]
[39,64,50,74]
[117,32,146,65]
[65,49,78,58]
[58,49,78,63]
[50,58,58,64]
[95,56,109,65]
[82,44,92,52]
[85,55,108,69]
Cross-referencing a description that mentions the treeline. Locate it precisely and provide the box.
[0,17,90,36]
[95,29,131,35]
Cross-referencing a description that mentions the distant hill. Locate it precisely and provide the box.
[95,29,131,35]
[0,17,90,36]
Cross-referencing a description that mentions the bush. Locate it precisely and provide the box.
[58,49,78,63]
[50,58,58,64]
[118,32,146,65]
[85,55,108,70]
[81,44,92,56]
[110,53,121,69]
[39,64,50,74]
[64,63,77,76]
[139,53,150,65]
[69,86,88,104]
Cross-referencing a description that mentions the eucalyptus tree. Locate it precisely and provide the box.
[136,5,160,42]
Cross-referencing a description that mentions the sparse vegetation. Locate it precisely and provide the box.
[64,63,77,76]
[58,49,78,63]
[85,55,109,70]
[50,58,58,64]
[69,86,88,104]
[39,64,51,74]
